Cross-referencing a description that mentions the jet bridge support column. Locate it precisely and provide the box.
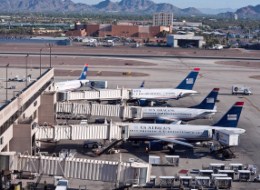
[108,120,113,141]
[121,125,129,141]
[120,106,126,121]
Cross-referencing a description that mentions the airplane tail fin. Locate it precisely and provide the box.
[176,68,200,90]
[213,102,244,127]
[78,64,89,80]
[140,81,145,88]
[190,88,219,110]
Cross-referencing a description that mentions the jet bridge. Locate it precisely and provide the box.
[35,122,130,142]
[56,102,143,120]
[57,88,131,102]
[0,152,151,186]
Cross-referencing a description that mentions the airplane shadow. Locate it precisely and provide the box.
[38,141,231,161]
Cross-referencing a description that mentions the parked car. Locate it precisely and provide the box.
[83,140,102,149]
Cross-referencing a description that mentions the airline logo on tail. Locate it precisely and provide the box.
[206,98,214,104]
[227,114,237,121]
[186,78,194,84]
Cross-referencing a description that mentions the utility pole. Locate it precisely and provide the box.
[48,43,53,68]
[5,63,9,102]
[40,48,43,75]
[26,54,29,87]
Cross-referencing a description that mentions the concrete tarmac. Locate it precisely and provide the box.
[1,44,260,189]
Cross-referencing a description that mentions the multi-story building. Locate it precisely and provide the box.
[153,12,173,26]
[84,24,170,38]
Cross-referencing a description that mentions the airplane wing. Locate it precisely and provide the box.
[156,117,182,124]
[157,116,179,122]
[170,120,182,125]
[197,111,217,117]
[150,136,194,148]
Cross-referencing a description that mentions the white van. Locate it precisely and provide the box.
[55,179,69,190]
[232,85,252,95]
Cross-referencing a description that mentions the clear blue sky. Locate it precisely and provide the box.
[72,0,259,9]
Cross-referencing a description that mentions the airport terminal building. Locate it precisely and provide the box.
[0,69,55,154]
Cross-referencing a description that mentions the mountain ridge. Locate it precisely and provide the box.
[0,0,259,19]
[0,0,202,15]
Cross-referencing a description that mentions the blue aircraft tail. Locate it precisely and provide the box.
[190,88,219,110]
[213,102,244,127]
[78,64,89,80]
[140,81,145,88]
[176,68,200,90]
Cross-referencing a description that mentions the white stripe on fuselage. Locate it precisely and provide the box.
[131,89,197,100]
[141,107,216,121]
[127,123,245,141]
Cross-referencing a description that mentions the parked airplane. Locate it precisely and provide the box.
[54,64,89,92]
[140,88,219,122]
[131,68,200,106]
[8,75,30,82]
[125,102,245,148]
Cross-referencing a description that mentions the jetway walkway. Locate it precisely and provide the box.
[35,122,127,141]
[57,88,131,102]
[0,152,151,186]
[56,102,142,120]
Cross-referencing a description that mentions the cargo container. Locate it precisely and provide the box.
[213,177,232,189]
[238,170,251,181]
[159,176,175,188]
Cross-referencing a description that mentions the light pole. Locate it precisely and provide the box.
[25,54,29,87]
[48,43,53,68]
[5,63,9,102]
[40,48,43,75]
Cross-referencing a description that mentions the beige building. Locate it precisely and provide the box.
[153,12,173,26]
[0,69,55,155]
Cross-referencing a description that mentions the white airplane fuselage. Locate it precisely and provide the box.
[131,88,197,100]
[127,123,245,142]
[141,107,217,121]
[54,79,89,92]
